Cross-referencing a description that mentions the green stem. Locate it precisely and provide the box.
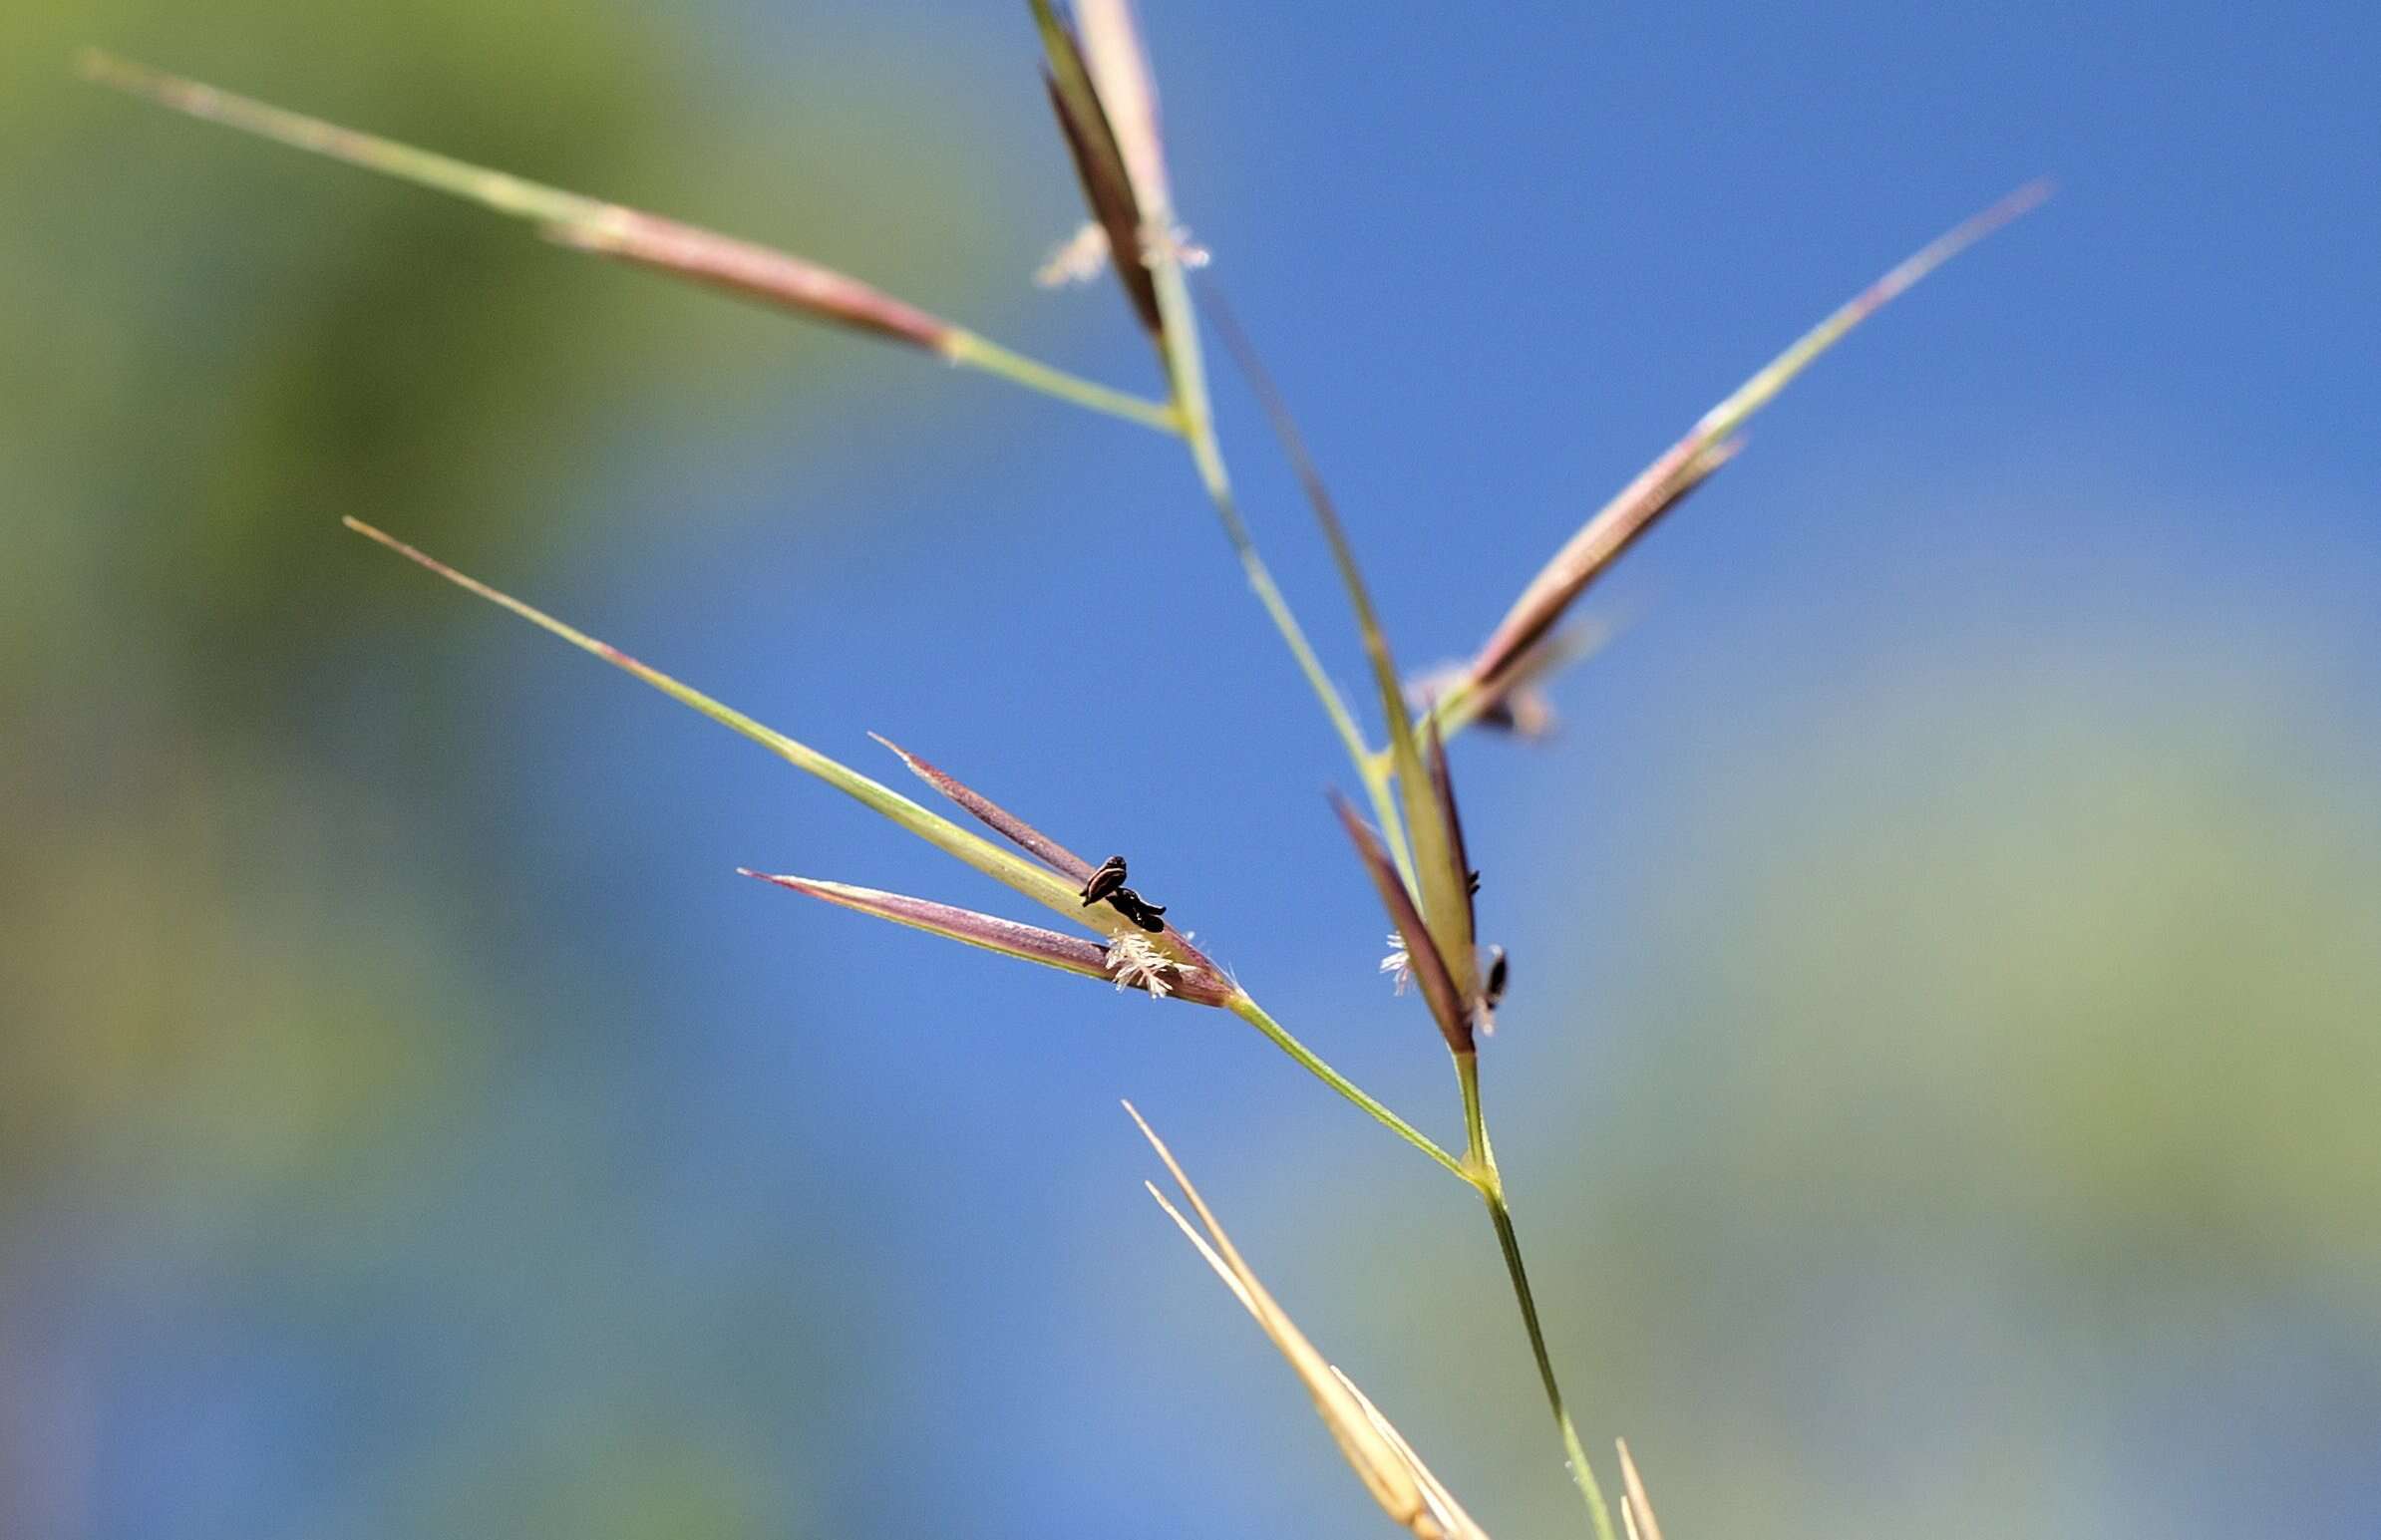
[1457,1052,1492,1171]
[1228,995,1466,1181]
[1180,400,1375,779]
[1185,431,1416,883]
[1457,1054,1617,1540]
[1425,678,1486,745]
[945,332,1181,434]
[1199,288,1443,901]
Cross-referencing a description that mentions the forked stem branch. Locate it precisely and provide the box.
[1229,995,1467,1181]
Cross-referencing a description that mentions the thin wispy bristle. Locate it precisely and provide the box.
[1198,281,1499,1012]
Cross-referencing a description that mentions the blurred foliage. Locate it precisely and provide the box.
[5,4,2374,1538]
[0,1,1005,1532]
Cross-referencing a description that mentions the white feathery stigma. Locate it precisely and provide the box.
[1105,932,1180,1001]
[1034,222,1112,288]
[1034,219,1210,290]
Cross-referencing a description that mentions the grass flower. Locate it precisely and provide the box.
[334,516,1468,1180]
[1101,932,1185,999]
[1334,793,1474,1059]
[739,873,1232,1007]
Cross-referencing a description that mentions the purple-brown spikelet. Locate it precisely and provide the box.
[549,210,959,352]
[1330,792,1474,1058]
[80,50,962,356]
[1467,435,1737,692]
[1040,72,1162,335]
[741,872,1235,1006]
[871,734,1098,884]
[870,733,1222,974]
[1032,0,1184,343]
[1464,181,2050,701]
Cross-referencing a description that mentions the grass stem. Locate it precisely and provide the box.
[1458,1054,1617,1540]
[1228,996,1466,1181]
[944,331,1180,433]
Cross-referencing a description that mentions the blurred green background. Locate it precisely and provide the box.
[5,1,2376,1537]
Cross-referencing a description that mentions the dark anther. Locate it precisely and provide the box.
[1467,868,1483,897]
[1484,944,1509,1008]
[1080,854,1129,907]
[1081,854,1168,932]
[1108,887,1169,933]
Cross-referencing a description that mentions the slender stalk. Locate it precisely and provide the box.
[944,331,1181,434]
[1457,1054,1617,1540]
[1164,288,1365,766]
[1487,1188,1612,1540]
[1197,450,1374,783]
[1229,995,1466,1181]
[1203,287,1440,894]
[1190,436,1417,887]
[1152,266,1418,883]
[1181,220,1608,1538]
[1457,1053,1492,1171]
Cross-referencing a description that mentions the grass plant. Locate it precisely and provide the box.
[87,14,2044,1531]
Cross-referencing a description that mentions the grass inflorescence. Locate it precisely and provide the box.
[89,11,2046,1533]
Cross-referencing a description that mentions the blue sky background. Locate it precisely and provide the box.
[4,1,2377,1536]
